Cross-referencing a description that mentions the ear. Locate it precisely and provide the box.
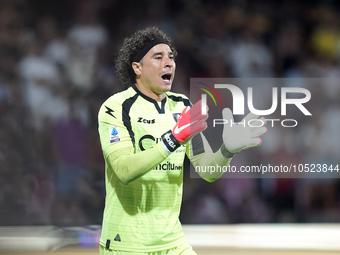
[132,62,142,76]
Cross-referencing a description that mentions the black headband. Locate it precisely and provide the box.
[132,37,168,62]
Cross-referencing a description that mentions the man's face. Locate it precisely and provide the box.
[134,43,176,95]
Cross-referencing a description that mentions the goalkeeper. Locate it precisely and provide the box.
[98,27,267,255]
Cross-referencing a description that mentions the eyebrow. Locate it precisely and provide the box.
[152,51,174,57]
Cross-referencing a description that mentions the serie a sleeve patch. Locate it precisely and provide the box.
[109,126,121,143]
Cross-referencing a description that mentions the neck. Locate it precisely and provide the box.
[135,82,166,102]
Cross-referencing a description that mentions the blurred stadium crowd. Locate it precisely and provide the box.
[0,0,340,226]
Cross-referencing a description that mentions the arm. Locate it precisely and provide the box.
[188,108,268,182]
[187,134,233,182]
[99,101,169,185]
[105,142,168,185]
[98,99,207,185]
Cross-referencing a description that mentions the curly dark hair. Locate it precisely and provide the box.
[115,27,177,87]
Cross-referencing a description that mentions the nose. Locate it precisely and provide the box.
[165,56,174,68]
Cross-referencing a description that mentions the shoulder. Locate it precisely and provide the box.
[103,87,137,107]
[166,91,191,106]
[98,87,137,120]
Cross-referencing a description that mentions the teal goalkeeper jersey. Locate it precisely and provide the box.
[98,86,207,252]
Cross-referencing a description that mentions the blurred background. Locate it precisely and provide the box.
[0,0,340,229]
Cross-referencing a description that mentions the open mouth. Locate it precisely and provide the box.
[161,74,171,82]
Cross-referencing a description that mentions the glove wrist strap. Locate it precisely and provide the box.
[161,130,181,155]
[221,144,236,158]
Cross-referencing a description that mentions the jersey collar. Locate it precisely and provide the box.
[132,85,166,114]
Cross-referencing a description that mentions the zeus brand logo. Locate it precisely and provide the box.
[137,117,155,124]
[200,84,312,116]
